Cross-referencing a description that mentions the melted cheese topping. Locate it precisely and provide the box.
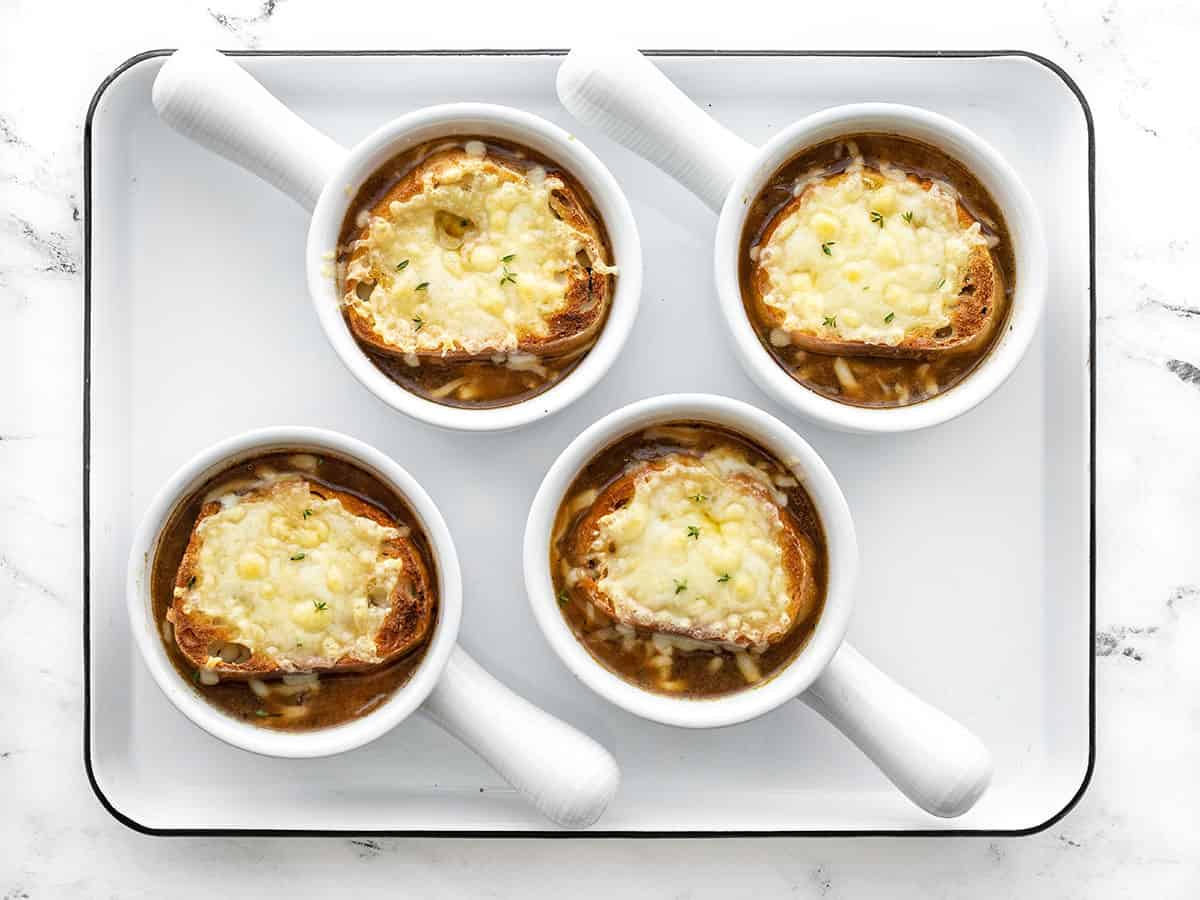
[584,449,795,647]
[177,479,404,668]
[757,162,988,346]
[345,152,612,357]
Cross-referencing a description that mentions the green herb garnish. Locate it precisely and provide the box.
[396,259,410,270]
[254,709,282,719]
[187,575,196,589]
[192,669,202,684]
[823,315,837,327]
[884,312,895,324]
[412,315,424,331]
[902,211,914,224]
[556,590,569,605]
[870,210,885,227]
[302,508,312,519]
[290,553,306,561]
[717,573,731,583]
[415,281,429,291]
[689,493,708,503]
[936,278,946,290]
[501,254,516,264]
[312,599,328,611]
[674,578,688,595]
[820,241,836,256]
[686,525,700,540]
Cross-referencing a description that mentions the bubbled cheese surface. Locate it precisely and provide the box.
[345,152,607,357]
[180,479,404,667]
[587,449,795,647]
[757,163,988,346]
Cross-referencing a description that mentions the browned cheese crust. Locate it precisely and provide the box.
[563,457,820,648]
[343,148,612,361]
[751,171,1003,360]
[167,480,434,680]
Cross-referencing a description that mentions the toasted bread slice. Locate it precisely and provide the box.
[168,478,433,680]
[751,164,1003,359]
[343,147,614,361]
[564,449,819,649]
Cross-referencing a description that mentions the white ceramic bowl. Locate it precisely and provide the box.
[524,395,994,817]
[154,48,642,433]
[127,426,619,828]
[126,426,460,758]
[558,47,1048,434]
[525,394,856,728]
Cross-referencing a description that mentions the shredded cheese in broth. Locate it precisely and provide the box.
[345,154,614,357]
[177,479,403,669]
[757,160,988,346]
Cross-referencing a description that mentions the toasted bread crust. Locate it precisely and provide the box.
[752,172,1003,360]
[343,149,612,362]
[168,481,434,680]
[565,458,820,648]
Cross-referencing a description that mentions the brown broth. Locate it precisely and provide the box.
[739,134,1016,408]
[549,423,827,698]
[150,451,437,732]
[337,136,614,409]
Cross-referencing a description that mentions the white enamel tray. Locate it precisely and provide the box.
[84,50,1094,836]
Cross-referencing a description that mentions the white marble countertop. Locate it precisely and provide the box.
[2,0,1197,895]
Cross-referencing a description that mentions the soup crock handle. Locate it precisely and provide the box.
[421,645,620,829]
[800,643,993,818]
[152,48,344,212]
[557,46,756,212]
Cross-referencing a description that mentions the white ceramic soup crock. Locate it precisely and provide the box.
[127,426,619,829]
[524,395,992,818]
[151,49,642,433]
[557,47,1047,435]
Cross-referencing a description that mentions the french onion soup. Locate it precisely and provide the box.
[550,423,827,697]
[740,134,1015,408]
[337,136,617,408]
[150,452,437,731]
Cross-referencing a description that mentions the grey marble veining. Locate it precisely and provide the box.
[2,0,1199,896]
